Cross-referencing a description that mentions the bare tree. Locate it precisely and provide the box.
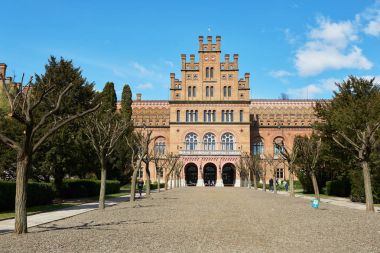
[153,147,168,193]
[296,136,322,201]
[244,153,262,190]
[163,153,180,190]
[0,76,99,234]
[263,154,281,194]
[275,140,300,197]
[236,155,249,188]
[126,128,153,202]
[84,112,129,209]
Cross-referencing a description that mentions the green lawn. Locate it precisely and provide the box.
[0,184,132,221]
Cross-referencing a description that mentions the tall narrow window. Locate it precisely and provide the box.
[210,86,214,97]
[213,110,216,122]
[206,86,209,97]
[206,67,209,78]
[230,110,234,122]
[188,86,192,97]
[210,67,214,78]
[222,110,225,122]
[195,110,198,122]
[226,110,230,122]
[208,110,211,122]
[223,86,227,97]
[240,110,243,122]
[190,110,194,122]
[186,110,189,122]
[177,110,180,123]
[228,86,232,97]
[193,86,196,97]
[204,110,207,122]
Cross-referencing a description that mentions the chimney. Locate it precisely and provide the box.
[216,36,221,50]
[190,54,195,65]
[181,54,186,69]
[0,63,6,79]
[225,54,230,63]
[198,36,204,50]
[136,93,142,101]
[170,73,175,88]
[245,73,250,87]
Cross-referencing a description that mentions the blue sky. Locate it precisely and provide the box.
[1,0,380,100]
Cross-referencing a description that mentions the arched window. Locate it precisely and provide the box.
[228,86,232,97]
[210,86,214,97]
[195,110,198,122]
[252,139,264,155]
[273,137,285,157]
[208,110,212,122]
[190,110,194,122]
[206,67,209,78]
[223,86,227,97]
[212,110,216,122]
[188,86,192,97]
[221,110,225,122]
[206,86,210,97]
[203,133,216,151]
[154,137,166,155]
[226,110,230,122]
[230,110,234,122]
[204,110,207,122]
[222,133,234,151]
[193,86,196,97]
[210,67,214,78]
[186,110,189,122]
[185,133,198,150]
[176,110,180,122]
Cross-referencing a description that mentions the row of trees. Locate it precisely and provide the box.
[238,76,380,212]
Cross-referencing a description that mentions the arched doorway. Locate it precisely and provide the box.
[185,163,198,186]
[222,163,236,186]
[203,163,217,186]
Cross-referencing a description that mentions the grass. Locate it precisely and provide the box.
[0,184,133,221]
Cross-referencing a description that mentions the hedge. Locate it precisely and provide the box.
[59,179,120,198]
[0,181,55,211]
[149,182,165,190]
[326,178,351,197]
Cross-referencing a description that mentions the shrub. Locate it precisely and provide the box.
[60,179,120,198]
[326,178,351,197]
[0,181,54,211]
[149,182,165,190]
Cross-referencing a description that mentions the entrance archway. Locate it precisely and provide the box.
[203,163,217,186]
[185,163,198,186]
[222,163,236,186]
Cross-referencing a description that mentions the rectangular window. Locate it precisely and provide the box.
[230,110,234,122]
[208,110,211,122]
[186,110,189,122]
[204,110,207,122]
[177,110,180,122]
[193,86,196,97]
[188,86,192,97]
[222,110,225,122]
[210,86,214,97]
[195,110,198,122]
[190,111,193,122]
[276,168,284,179]
[206,86,209,97]
[240,110,243,122]
[213,110,216,122]
[226,110,229,122]
[223,86,227,97]
[228,86,232,97]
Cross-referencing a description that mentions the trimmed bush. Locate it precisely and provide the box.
[0,181,54,211]
[326,178,351,197]
[149,182,165,190]
[59,179,120,198]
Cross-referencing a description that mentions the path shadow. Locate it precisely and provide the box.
[32,220,154,234]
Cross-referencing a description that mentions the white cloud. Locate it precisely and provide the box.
[270,70,293,78]
[362,8,380,36]
[287,78,341,99]
[295,17,373,76]
[131,62,152,76]
[164,60,174,68]
[284,28,299,45]
[136,83,153,90]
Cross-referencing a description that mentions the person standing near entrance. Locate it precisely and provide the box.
[138,179,144,198]
[269,178,274,191]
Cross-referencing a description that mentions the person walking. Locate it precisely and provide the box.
[284,181,289,192]
[269,178,274,191]
[138,179,144,198]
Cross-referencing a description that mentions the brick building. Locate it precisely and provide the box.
[132,36,320,187]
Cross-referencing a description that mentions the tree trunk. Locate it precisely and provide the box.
[262,170,266,192]
[157,170,161,193]
[361,161,374,212]
[130,168,139,202]
[169,174,173,189]
[253,171,258,190]
[310,171,320,201]
[248,170,252,189]
[15,151,31,234]
[99,156,107,210]
[273,175,277,194]
[164,173,169,190]
[289,171,295,197]
[145,163,150,197]
[54,166,64,197]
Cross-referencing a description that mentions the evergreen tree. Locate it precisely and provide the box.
[101,82,117,112]
[121,84,133,121]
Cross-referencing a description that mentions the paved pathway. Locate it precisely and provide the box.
[0,187,379,253]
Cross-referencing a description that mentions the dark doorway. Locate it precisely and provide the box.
[222,164,235,186]
[204,163,217,186]
[185,164,198,186]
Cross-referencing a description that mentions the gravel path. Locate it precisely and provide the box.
[0,188,379,253]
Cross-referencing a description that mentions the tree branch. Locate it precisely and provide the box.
[0,133,21,152]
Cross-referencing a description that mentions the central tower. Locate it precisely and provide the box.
[168,36,251,187]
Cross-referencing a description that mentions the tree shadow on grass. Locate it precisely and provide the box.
[32,220,154,234]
